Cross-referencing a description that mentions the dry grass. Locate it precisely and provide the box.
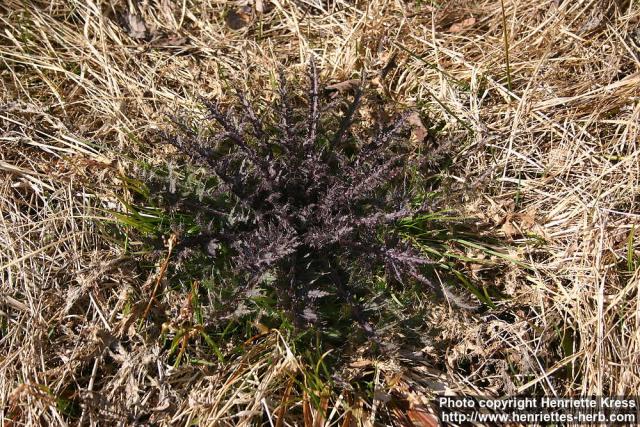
[1,0,639,424]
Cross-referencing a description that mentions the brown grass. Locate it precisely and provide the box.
[1,0,639,424]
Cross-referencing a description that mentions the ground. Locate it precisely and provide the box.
[1,0,639,425]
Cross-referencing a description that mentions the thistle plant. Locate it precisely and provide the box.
[161,61,463,338]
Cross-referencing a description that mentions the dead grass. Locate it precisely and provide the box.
[1,0,639,425]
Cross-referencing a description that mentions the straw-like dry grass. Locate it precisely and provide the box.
[1,0,639,425]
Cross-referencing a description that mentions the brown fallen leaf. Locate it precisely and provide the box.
[449,17,476,33]
[254,321,270,335]
[324,79,361,97]
[126,12,147,39]
[407,409,440,427]
[349,359,374,368]
[407,112,428,143]
[226,6,252,30]
[500,219,518,237]
[519,211,536,229]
